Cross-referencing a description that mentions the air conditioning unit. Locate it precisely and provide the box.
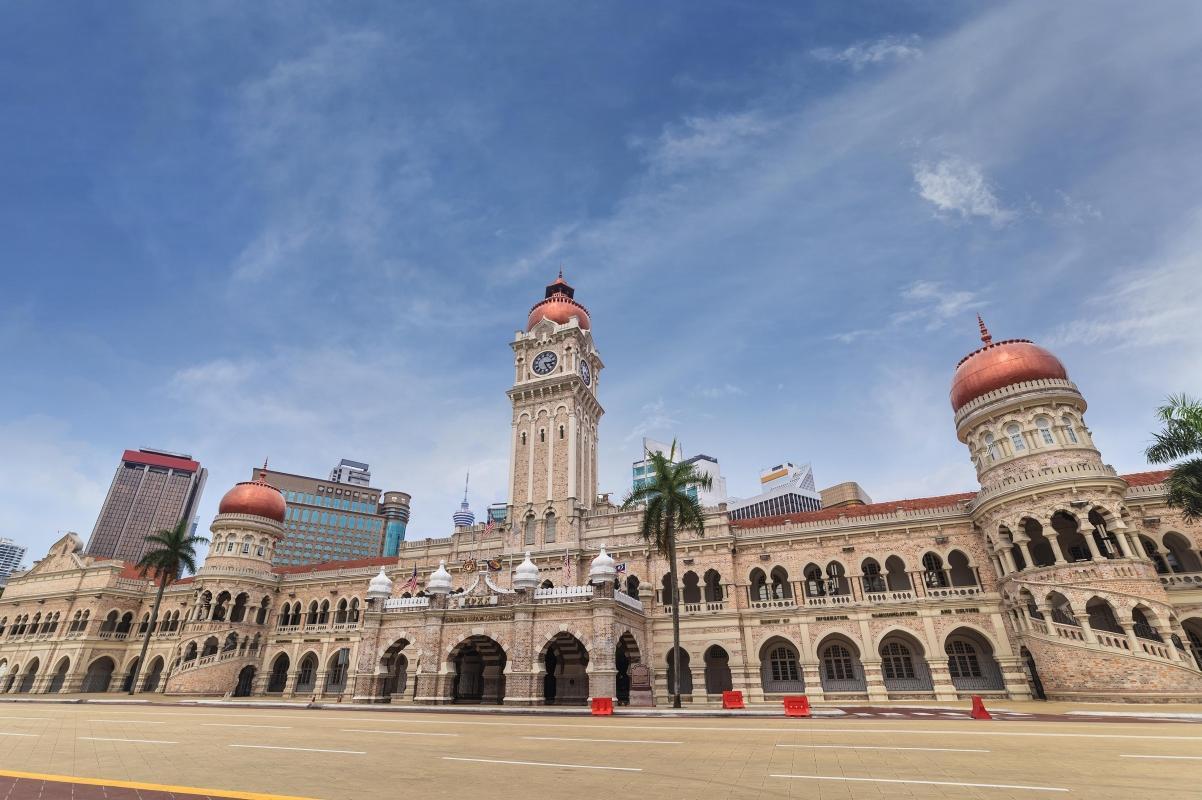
[759,553,772,561]
[841,546,855,553]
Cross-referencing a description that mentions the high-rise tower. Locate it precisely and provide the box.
[86,448,207,563]
[506,273,604,550]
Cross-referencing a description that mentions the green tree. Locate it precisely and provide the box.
[1146,394,1202,521]
[126,518,207,695]
[622,442,712,708]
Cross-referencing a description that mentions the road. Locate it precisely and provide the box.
[1,703,1200,799]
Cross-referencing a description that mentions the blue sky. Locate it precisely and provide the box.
[3,1,1201,560]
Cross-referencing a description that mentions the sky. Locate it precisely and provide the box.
[2,1,1201,563]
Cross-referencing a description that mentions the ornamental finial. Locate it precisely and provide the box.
[977,314,993,345]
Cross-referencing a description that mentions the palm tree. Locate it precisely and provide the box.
[126,518,207,695]
[1146,394,1202,522]
[622,442,712,708]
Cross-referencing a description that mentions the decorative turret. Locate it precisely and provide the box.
[367,567,394,601]
[526,270,591,332]
[588,545,617,585]
[512,551,540,591]
[204,468,286,573]
[426,560,452,595]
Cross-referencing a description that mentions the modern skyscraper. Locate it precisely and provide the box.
[0,538,27,586]
[726,462,822,521]
[631,437,728,507]
[86,448,207,563]
[261,466,403,565]
[380,491,412,556]
[329,458,372,487]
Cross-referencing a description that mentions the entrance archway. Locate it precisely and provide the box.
[944,627,1005,691]
[665,647,692,695]
[450,636,506,704]
[381,639,410,701]
[142,657,164,693]
[17,659,39,694]
[267,654,290,693]
[48,658,70,694]
[234,666,256,697]
[703,645,732,694]
[541,633,589,705]
[81,657,114,693]
[121,658,140,692]
[615,632,640,705]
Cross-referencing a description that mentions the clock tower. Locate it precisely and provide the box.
[506,273,604,550]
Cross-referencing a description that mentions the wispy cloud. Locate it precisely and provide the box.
[697,383,745,399]
[893,281,983,329]
[811,35,923,71]
[625,398,680,442]
[635,112,774,174]
[913,158,1015,225]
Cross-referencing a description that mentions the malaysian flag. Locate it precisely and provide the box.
[615,562,627,574]
[400,564,419,593]
[484,516,495,535]
[562,552,572,581]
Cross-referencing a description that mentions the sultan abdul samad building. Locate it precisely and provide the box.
[3,275,1202,704]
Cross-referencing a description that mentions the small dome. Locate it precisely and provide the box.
[426,560,453,595]
[367,567,393,599]
[950,317,1068,412]
[526,272,591,332]
[512,551,540,591]
[589,544,617,585]
[218,472,286,523]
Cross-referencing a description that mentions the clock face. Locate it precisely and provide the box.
[579,359,592,386]
[531,350,558,375]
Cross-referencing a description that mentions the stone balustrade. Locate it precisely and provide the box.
[534,585,593,604]
[1160,571,1202,589]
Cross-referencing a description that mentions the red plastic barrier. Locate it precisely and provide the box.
[970,694,992,720]
[783,695,811,718]
[591,697,614,716]
[722,690,745,709]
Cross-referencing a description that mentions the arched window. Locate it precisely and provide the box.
[625,575,640,597]
[524,516,536,546]
[749,569,769,601]
[1062,415,1079,444]
[861,559,884,593]
[539,429,545,443]
[922,553,948,588]
[559,425,565,440]
[544,513,556,543]
[520,432,527,446]
[881,641,915,680]
[984,433,1000,462]
[820,643,856,682]
[946,639,982,679]
[770,567,791,599]
[761,640,804,693]
[804,565,825,597]
[1006,423,1025,452]
[1035,416,1054,444]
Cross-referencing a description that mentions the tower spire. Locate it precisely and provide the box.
[463,470,470,504]
[977,314,993,345]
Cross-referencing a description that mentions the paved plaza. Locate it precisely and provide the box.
[1,701,1200,799]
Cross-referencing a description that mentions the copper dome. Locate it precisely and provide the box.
[526,272,590,331]
[218,472,287,523]
[950,317,1067,411]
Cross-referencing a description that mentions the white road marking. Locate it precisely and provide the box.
[912,712,934,716]
[522,736,682,745]
[778,744,989,753]
[79,737,177,744]
[880,712,903,717]
[1120,754,1202,761]
[444,756,641,772]
[0,732,38,737]
[88,719,167,724]
[229,744,364,754]
[0,716,50,721]
[771,774,1068,792]
[201,723,292,729]
[853,713,872,717]
[341,729,459,736]
[799,727,1202,741]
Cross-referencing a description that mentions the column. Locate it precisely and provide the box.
[545,411,555,504]
[801,663,824,701]
[567,412,578,501]
[1120,623,1141,654]
[1083,530,1103,560]
[999,547,1017,574]
[505,603,538,705]
[589,583,618,703]
[1046,525,1067,564]
[1154,624,1180,661]
[1015,540,1034,570]
[1113,528,1134,559]
[1036,605,1055,636]
[1075,615,1098,645]
[283,671,299,699]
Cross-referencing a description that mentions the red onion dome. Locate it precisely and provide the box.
[218,471,287,523]
[951,316,1068,411]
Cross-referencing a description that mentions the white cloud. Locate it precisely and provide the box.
[625,399,680,442]
[811,35,923,71]
[697,383,746,399]
[0,417,110,555]
[913,158,1016,225]
[893,280,983,328]
[635,112,773,174]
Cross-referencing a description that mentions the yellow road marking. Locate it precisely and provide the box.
[0,769,321,800]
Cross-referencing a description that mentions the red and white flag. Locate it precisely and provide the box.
[400,563,419,593]
[562,552,572,581]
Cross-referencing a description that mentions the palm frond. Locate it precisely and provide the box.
[1165,458,1202,522]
